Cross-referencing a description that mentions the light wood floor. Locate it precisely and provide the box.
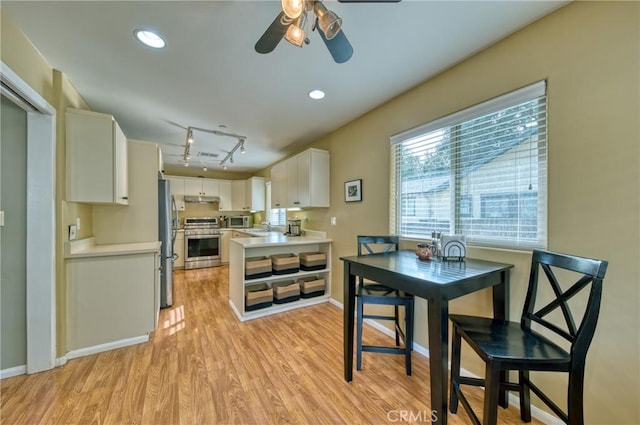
[1,266,541,424]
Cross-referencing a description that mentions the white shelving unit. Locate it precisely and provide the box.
[229,236,332,321]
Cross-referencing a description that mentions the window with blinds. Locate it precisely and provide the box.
[390,81,547,249]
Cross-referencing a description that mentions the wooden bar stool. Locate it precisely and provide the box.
[356,235,414,375]
[449,249,608,425]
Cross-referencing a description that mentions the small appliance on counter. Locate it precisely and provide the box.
[285,219,302,236]
[229,215,253,228]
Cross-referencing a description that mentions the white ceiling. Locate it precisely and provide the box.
[3,0,568,174]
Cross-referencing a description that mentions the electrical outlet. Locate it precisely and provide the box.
[69,225,77,240]
[330,217,337,226]
[76,217,81,231]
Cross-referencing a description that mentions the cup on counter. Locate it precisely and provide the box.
[416,242,437,261]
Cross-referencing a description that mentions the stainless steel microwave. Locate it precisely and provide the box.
[229,215,253,228]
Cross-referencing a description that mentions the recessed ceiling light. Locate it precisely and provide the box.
[308,89,325,100]
[134,29,166,49]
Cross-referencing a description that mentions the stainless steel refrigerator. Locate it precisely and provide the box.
[158,177,177,308]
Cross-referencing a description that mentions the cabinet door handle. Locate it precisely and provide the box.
[293,201,300,205]
[122,196,128,200]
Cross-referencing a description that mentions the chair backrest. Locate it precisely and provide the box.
[357,235,399,256]
[521,249,608,361]
[357,236,400,286]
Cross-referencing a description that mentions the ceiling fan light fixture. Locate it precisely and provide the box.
[281,0,304,19]
[285,13,307,47]
[313,2,342,40]
[319,11,342,39]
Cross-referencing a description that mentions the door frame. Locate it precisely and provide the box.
[1,61,56,374]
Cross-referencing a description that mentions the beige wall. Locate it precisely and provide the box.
[3,2,638,423]
[259,2,639,423]
[93,140,159,245]
[1,9,92,356]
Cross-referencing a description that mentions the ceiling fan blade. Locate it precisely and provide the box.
[255,12,294,54]
[337,0,401,2]
[318,28,353,63]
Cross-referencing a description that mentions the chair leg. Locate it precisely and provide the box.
[356,296,364,371]
[483,362,501,425]
[394,304,400,346]
[449,325,462,414]
[568,368,586,425]
[404,299,413,376]
[519,370,532,422]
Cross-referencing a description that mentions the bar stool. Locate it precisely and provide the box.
[356,235,414,375]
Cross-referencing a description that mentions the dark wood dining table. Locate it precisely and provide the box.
[341,250,513,425]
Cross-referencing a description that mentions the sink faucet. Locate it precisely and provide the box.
[261,221,271,231]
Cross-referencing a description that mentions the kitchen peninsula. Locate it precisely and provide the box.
[229,232,332,321]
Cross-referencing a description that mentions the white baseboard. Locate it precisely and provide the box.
[328,297,560,425]
[0,365,27,379]
[65,335,149,361]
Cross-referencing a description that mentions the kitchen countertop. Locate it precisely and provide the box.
[230,232,331,248]
[65,237,161,258]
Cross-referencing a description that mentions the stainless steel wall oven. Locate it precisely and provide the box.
[184,217,221,269]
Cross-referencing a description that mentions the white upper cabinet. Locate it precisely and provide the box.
[167,177,185,211]
[231,180,246,211]
[246,177,265,212]
[270,161,287,208]
[272,148,329,209]
[218,180,232,211]
[184,178,219,197]
[66,108,129,205]
[231,177,265,212]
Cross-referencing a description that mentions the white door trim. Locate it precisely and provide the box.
[1,61,57,374]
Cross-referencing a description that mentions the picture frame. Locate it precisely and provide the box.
[344,179,362,202]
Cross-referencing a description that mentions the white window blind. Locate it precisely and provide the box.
[390,81,547,249]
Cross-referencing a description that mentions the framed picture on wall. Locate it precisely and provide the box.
[344,179,362,202]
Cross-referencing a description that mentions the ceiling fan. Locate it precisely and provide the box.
[255,0,401,63]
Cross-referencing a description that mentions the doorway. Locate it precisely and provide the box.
[0,62,56,376]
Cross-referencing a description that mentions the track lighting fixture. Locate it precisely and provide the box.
[182,126,247,169]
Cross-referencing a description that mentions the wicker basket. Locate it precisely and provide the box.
[298,276,325,298]
[299,252,327,271]
[245,283,273,311]
[271,253,300,275]
[272,280,301,304]
[245,256,272,280]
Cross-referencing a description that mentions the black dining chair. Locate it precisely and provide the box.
[356,235,414,375]
[449,249,608,425]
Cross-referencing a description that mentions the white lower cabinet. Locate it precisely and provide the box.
[221,230,232,264]
[66,248,159,352]
[174,230,184,269]
[229,237,332,321]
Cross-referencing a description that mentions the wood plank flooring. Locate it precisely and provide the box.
[1,266,541,424]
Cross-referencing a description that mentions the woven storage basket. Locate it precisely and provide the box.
[245,283,273,311]
[298,276,325,298]
[299,252,327,271]
[271,253,300,275]
[272,280,301,304]
[245,256,272,280]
